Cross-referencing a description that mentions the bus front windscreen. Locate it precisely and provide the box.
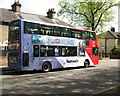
[8,20,20,50]
[89,32,96,40]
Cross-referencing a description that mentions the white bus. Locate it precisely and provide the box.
[8,19,99,72]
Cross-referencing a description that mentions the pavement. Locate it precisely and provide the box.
[0,66,8,68]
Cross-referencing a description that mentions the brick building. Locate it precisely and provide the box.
[0,1,72,57]
[0,1,73,65]
[99,30,120,57]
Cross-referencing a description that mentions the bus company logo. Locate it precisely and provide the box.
[55,39,60,44]
[66,59,78,63]
[47,38,61,45]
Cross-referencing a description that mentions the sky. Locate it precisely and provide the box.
[0,0,59,15]
[0,0,119,31]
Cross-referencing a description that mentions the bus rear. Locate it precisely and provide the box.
[8,20,21,70]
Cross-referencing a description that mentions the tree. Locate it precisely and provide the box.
[58,0,118,31]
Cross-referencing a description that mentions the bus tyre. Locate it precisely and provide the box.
[42,62,52,72]
[84,60,90,68]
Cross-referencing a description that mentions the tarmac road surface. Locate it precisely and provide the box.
[0,59,119,95]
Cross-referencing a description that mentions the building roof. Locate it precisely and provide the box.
[105,31,120,39]
[0,8,18,23]
[0,8,73,27]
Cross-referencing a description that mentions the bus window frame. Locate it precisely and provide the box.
[33,45,39,57]
[8,20,20,51]
[71,29,82,39]
[24,21,39,34]
[40,45,77,57]
[53,26,61,36]
[82,31,89,39]
[92,47,99,56]
[23,21,97,41]
[40,24,54,35]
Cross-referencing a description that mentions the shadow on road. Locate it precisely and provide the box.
[1,67,43,75]
[1,66,95,75]
[99,86,120,95]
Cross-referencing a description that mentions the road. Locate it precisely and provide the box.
[0,59,119,95]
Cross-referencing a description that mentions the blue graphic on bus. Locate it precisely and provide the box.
[32,35,76,46]
[32,35,41,44]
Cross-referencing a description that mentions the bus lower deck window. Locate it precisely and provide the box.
[33,45,39,57]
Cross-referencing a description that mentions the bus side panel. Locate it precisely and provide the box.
[86,40,99,65]
[20,52,95,71]
[39,54,94,70]
[21,34,33,69]
[39,57,81,70]
[8,52,21,70]
[39,57,64,69]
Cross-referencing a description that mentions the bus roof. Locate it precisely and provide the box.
[9,12,73,28]
[9,18,72,29]
[10,19,96,34]
[70,27,95,33]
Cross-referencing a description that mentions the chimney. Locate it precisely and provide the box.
[47,8,56,19]
[11,0,21,12]
[110,27,115,32]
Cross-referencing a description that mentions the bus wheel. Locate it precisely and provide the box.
[84,60,90,68]
[42,62,52,72]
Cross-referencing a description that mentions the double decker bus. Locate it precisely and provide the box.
[8,19,99,72]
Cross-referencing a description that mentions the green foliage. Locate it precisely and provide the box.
[58,0,118,31]
[98,32,106,39]
[110,46,120,59]
[111,46,120,55]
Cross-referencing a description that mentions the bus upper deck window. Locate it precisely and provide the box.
[24,22,39,34]
[82,31,89,39]
[61,27,68,37]
[54,26,61,36]
[71,32,75,38]
[40,25,53,36]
